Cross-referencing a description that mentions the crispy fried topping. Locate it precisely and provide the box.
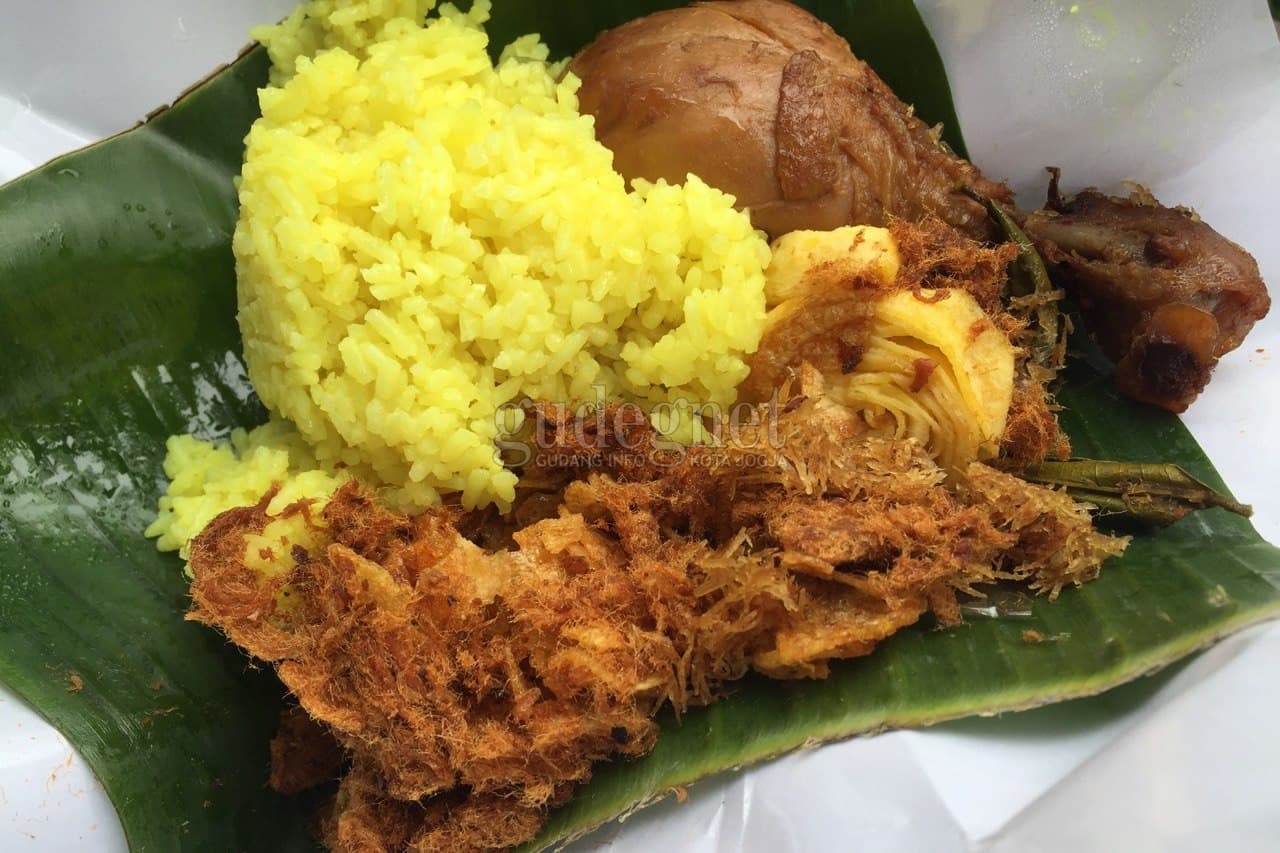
[188,398,1124,851]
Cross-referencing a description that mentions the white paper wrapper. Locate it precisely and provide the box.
[1,1,1277,850]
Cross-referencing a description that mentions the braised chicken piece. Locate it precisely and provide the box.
[569,0,1011,241]
[1023,170,1270,412]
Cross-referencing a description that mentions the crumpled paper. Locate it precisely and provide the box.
[1,1,1277,850]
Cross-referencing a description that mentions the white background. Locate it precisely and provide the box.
[1,1,1278,850]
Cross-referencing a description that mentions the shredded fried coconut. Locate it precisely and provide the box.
[187,397,1125,851]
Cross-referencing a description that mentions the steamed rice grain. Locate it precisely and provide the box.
[149,0,771,560]
[235,0,769,511]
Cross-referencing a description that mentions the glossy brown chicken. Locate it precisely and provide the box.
[570,0,1270,412]
[570,0,1011,241]
[1024,171,1270,412]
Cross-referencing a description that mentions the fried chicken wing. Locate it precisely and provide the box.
[1023,170,1271,412]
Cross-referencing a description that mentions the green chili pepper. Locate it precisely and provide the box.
[1023,459,1253,527]
[963,186,1066,372]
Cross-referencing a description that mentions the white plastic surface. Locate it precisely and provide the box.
[1,2,1277,850]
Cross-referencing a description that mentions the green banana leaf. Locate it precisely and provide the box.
[0,2,1275,851]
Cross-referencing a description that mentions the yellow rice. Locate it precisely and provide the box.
[148,0,770,556]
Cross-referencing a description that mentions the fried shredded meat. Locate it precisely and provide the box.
[188,398,1125,852]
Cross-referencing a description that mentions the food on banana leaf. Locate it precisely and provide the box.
[167,200,1108,849]
[133,0,1267,849]
[174,203,1100,851]
[571,0,1271,410]
[1024,170,1271,413]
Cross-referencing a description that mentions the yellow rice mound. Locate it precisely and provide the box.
[231,0,769,511]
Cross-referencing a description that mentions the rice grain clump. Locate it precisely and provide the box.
[235,0,770,511]
[144,420,347,562]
